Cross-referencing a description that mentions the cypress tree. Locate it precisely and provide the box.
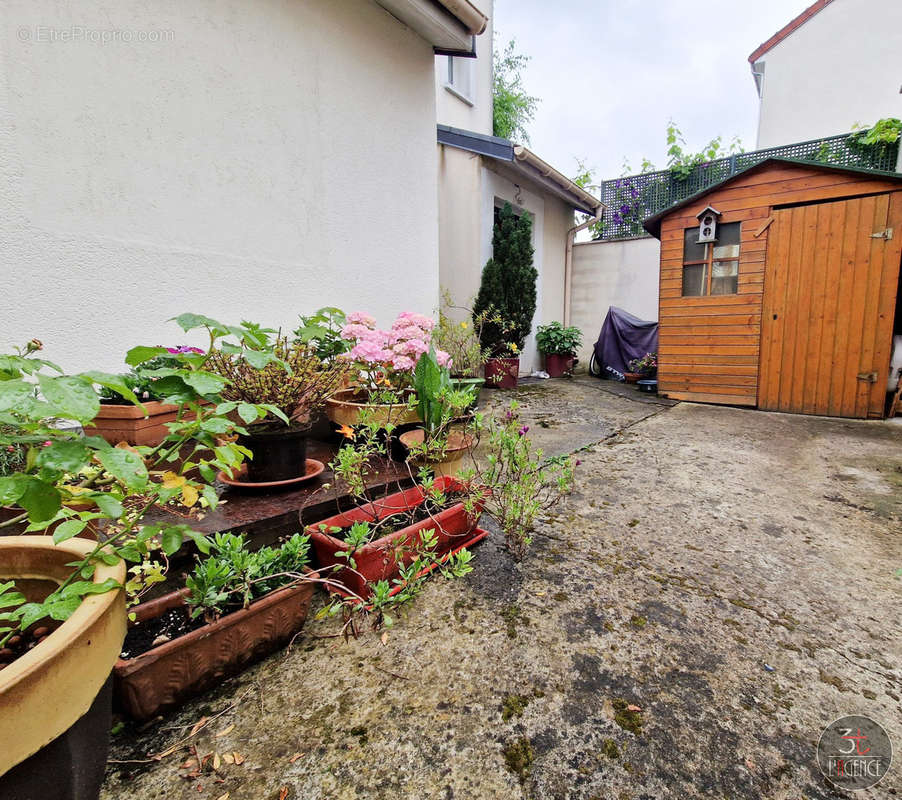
[472,202,537,356]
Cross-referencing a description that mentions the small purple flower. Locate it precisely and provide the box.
[631,187,639,198]
[575,459,582,466]
[619,204,631,215]
[505,408,514,420]
[518,425,529,436]
[612,212,623,225]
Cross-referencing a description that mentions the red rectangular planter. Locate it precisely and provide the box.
[305,475,482,599]
[114,574,317,721]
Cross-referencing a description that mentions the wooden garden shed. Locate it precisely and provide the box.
[644,158,902,419]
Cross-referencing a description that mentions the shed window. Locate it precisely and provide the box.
[682,222,740,296]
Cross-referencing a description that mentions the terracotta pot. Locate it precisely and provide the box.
[305,475,483,598]
[0,536,126,791]
[114,572,317,721]
[237,424,309,483]
[84,400,200,447]
[399,428,474,478]
[484,358,519,389]
[544,353,575,378]
[623,372,641,384]
[324,388,421,429]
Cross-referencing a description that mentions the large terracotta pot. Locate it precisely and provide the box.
[544,353,575,378]
[484,358,519,389]
[399,428,474,478]
[84,400,198,447]
[305,475,482,598]
[114,572,317,721]
[324,388,421,429]
[0,536,126,798]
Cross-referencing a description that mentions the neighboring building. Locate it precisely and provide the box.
[1,0,487,372]
[434,4,603,373]
[749,0,902,149]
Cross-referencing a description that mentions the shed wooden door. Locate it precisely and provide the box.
[758,193,902,418]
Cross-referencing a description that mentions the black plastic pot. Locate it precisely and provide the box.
[237,424,309,482]
[0,676,112,800]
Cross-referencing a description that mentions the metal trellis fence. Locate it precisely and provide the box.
[596,132,900,240]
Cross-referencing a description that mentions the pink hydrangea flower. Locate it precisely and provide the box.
[347,311,376,327]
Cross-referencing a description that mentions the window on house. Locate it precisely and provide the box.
[446,56,474,103]
[682,222,740,296]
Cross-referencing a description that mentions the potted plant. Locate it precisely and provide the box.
[203,322,350,484]
[472,202,538,389]
[626,352,657,383]
[399,347,478,478]
[0,332,259,798]
[114,532,318,720]
[306,410,484,599]
[434,290,498,401]
[536,322,582,378]
[324,311,450,428]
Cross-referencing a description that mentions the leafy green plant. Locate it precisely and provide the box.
[204,325,349,430]
[0,317,295,643]
[472,203,537,357]
[185,531,311,622]
[434,290,498,378]
[535,322,582,356]
[493,38,539,143]
[848,118,902,155]
[461,402,575,559]
[665,120,743,181]
[293,307,351,361]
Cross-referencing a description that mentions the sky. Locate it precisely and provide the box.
[493,0,815,185]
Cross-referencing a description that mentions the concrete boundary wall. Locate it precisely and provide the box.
[570,237,660,362]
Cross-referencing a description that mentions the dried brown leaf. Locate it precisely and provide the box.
[233,752,246,765]
[215,794,230,800]
[626,704,642,712]
[189,716,210,737]
[212,752,221,770]
[222,753,235,765]
[380,632,389,646]
[288,752,303,763]
[279,787,289,800]
[215,724,235,738]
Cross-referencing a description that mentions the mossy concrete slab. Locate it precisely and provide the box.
[103,387,901,799]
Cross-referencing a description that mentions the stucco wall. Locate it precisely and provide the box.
[1,0,440,373]
[570,237,660,363]
[754,0,902,148]
[437,157,570,375]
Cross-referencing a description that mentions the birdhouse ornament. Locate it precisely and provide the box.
[696,205,721,244]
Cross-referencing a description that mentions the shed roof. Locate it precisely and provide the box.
[642,157,902,239]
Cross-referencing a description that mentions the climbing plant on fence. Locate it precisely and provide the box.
[595,125,901,241]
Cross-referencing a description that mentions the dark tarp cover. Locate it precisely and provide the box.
[593,307,658,380]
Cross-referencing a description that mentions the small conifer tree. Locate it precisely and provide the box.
[472,203,537,356]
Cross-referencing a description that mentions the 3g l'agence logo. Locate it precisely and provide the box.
[817,715,893,790]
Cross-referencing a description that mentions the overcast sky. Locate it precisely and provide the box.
[493,0,814,185]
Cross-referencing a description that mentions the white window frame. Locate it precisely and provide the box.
[445,56,475,106]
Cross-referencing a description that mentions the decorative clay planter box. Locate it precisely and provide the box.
[84,401,189,447]
[305,475,482,598]
[114,574,317,721]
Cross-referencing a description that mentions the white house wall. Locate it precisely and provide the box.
[570,237,660,363]
[0,0,440,372]
[754,0,902,148]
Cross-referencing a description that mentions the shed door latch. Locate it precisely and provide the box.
[870,227,893,240]
[857,371,878,383]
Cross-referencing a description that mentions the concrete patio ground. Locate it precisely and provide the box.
[103,377,902,800]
